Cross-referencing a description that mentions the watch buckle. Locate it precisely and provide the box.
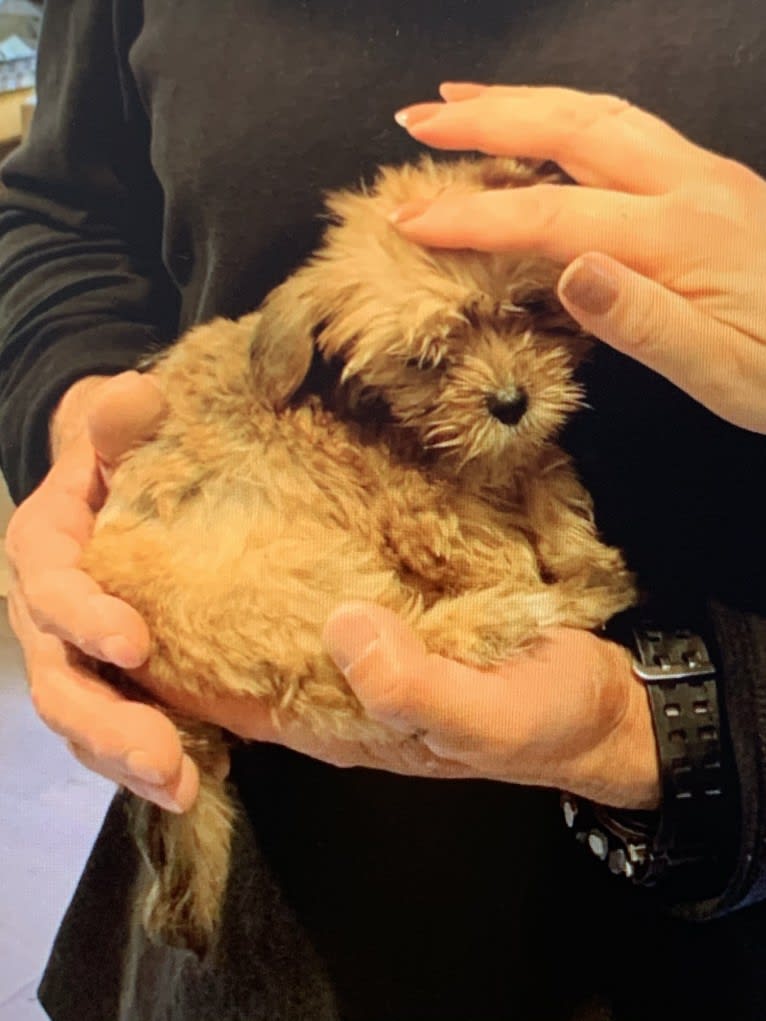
[631,629,716,682]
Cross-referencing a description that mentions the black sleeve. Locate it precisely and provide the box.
[571,351,766,919]
[665,429,766,919]
[698,600,766,916]
[628,597,766,922]
[0,0,179,504]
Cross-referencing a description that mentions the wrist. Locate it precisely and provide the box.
[49,375,110,462]
[568,634,661,810]
[601,652,662,810]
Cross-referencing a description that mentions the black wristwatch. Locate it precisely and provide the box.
[561,616,731,887]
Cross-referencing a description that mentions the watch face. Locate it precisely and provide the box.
[560,794,655,883]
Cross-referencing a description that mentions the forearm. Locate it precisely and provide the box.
[0,0,177,502]
[700,599,766,916]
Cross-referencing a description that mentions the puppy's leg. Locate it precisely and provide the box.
[523,460,636,617]
[415,567,633,668]
[415,585,569,666]
[376,478,541,598]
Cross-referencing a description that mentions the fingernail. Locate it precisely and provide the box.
[560,256,619,316]
[393,104,440,130]
[100,635,143,668]
[126,748,164,785]
[388,199,432,226]
[148,789,184,814]
[324,610,381,675]
[170,754,199,812]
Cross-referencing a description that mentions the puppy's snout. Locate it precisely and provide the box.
[486,390,529,427]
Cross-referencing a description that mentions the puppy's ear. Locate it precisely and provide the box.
[248,285,315,410]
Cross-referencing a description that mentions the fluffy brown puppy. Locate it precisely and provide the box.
[80,156,635,956]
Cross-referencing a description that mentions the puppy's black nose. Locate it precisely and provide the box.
[487,390,529,427]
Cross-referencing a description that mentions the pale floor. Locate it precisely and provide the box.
[0,598,115,1021]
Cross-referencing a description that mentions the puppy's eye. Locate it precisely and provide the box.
[310,318,330,341]
[518,298,556,318]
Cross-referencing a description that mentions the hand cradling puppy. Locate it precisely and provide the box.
[79,156,635,956]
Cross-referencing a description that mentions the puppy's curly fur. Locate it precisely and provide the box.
[80,156,636,956]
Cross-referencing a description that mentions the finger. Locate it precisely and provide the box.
[40,431,105,513]
[438,81,488,102]
[7,453,151,667]
[322,604,581,752]
[391,183,667,274]
[263,705,473,778]
[88,370,167,479]
[396,86,708,193]
[35,666,187,785]
[10,587,185,783]
[9,517,150,664]
[322,602,437,735]
[193,684,472,778]
[24,569,150,666]
[558,252,766,432]
[67,740,199,813]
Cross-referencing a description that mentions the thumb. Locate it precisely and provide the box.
[87,370,167,475]
[557,252,726,408]
[323,602,513,745]
[322,602,436,734]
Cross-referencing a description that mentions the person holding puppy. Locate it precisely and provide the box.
[2,3,766,1020]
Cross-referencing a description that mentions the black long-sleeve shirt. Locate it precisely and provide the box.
[3,3,766,1019]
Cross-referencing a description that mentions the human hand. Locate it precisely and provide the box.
[173,602,659,810]
[5,370,200,812]
[391,82,766,433]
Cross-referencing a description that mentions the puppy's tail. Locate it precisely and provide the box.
[129,721,236,959]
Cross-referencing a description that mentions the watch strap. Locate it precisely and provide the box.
[562,615,729,887]
[635,625,724,869]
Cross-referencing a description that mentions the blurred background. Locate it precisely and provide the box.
[0,1,39,160]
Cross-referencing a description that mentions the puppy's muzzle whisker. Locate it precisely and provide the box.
[426,436,463,452]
